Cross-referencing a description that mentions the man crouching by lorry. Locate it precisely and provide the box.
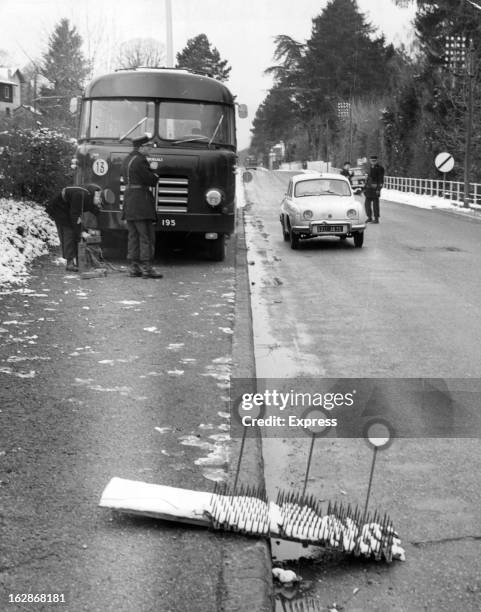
[46,184,101,272]
[121,134,163,279]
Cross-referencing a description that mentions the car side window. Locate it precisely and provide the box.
[287,181,292,197]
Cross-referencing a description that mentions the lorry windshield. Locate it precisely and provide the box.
[80,99,235,146]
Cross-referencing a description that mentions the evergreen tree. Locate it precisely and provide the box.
[176,34,231,81]
[250,85,298,157]
[383,0,481,180]
[251,0,394,161]
[303,0,394,102]
[39,18,90,133]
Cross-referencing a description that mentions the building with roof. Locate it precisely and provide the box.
[0,68,25,117]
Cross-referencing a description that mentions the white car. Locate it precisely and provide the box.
[280,172,367,249]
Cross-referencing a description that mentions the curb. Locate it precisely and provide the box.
[219,206,273,612]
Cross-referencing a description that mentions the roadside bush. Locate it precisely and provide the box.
[0,127,75,204]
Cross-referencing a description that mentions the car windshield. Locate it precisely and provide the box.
[80,99,235,146]
[295,178,351,197]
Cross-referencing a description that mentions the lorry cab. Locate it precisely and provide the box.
[71,68,246,261]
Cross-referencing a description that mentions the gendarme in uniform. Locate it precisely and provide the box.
[121,135,163,278]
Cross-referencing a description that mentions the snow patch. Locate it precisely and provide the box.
[154,427,171,434]
[383,188,481,213]
[0,366,36,378]
[117,300,143,305]
[167,343,184,351]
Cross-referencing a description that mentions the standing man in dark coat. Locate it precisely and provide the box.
[340,161,353,184]
[121,135,163,278]
[364,155,385,224]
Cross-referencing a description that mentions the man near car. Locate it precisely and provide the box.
[364,155,385,223]
[340,161,353,184]
[121,135,163,278]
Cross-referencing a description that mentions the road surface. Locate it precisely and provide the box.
[0,235,269,612]
[244,169,481,612]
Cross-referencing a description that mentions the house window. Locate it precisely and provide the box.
[1,85,13,103]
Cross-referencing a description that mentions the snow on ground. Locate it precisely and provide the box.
[236,169,247,209]
[0,198,59,287]
[382,188,481,214]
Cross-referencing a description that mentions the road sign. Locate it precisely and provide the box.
[435,152,455,173]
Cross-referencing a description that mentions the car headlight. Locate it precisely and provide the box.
[347,208,358,218]
[303,209,313,220]
[205,189,223,207]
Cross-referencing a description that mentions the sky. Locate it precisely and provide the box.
[0,0,416,149]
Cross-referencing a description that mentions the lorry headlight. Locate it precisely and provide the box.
[205,189,223,207]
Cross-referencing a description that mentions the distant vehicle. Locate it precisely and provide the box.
[350,167,368,194]
[280,173,367,249]
[245,154,258,169]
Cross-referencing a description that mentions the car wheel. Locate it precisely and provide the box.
[289,225,299,250]
[339,235,347,241]
[353,232,364,248]
[281,216,290,241]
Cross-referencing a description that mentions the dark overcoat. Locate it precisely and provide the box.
[121,150,158,221]
[46,187,99,227]
[364,163,385,198]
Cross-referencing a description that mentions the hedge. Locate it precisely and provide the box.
[0,127,76,204]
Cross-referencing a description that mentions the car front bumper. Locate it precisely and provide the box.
[292,221,366,236]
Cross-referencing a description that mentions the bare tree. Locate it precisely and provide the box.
[115,38,165,69]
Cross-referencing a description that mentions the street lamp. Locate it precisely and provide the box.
[337,100,353,162]
[165,0,173,67]
[444,34,466,73]
[444,34,474,208]
[463,39,475,208]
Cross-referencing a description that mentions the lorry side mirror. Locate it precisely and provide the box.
[237,104,248,119]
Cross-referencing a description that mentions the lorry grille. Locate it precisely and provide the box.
[119,176,188,213]
[156,177,188,213]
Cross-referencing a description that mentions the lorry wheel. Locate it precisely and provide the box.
[353,232,364,248]
[209,235,225,261]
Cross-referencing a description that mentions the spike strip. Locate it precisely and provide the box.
[207,486,405,562]
[208,483,270,537]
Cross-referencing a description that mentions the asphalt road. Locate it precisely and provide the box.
[243,170,481,611]
[0,235,269,612]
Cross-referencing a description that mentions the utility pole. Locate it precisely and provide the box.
[463,38,475,208]
[348,97,354,162]
[165,0,174,67]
